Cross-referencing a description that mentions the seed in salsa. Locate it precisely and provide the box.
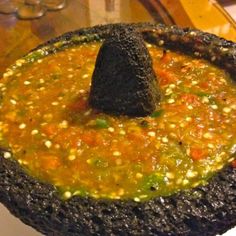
[0,41,236,201]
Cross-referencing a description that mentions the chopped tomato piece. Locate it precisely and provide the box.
[81,130,105,147]
[127,132,146,143]
[69,98,88,111]
[199,81,209,89]
[160,52,172,63]
[81,131,95,146]
[42,124,59,136]
[232,160,236,168]
[40,155,60,170]
[181,93,200,106]
[155,68,177,86]
[190,148,207,161]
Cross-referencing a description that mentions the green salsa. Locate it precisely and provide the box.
[0,42,236,201]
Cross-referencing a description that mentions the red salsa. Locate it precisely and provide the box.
[0,41,236,201]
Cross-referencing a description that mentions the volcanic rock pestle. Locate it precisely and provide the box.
[89,26,160,117]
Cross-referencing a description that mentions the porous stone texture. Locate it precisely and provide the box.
[89,25,160,117]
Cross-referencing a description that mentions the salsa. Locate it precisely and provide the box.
[0,41,236,201]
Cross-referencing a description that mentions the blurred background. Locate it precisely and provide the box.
[0,0,236,235]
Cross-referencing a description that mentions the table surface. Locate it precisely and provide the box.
[0,0,236,235]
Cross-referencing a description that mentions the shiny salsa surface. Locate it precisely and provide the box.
[0,42,236,201]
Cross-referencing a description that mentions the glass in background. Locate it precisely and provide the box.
[0,0,67,19]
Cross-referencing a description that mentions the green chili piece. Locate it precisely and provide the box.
[95,118,109,128]
[150,109,164,118]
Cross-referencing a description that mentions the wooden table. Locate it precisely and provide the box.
[0,0,236,235]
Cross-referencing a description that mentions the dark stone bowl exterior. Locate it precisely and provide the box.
[0,23,235,236]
